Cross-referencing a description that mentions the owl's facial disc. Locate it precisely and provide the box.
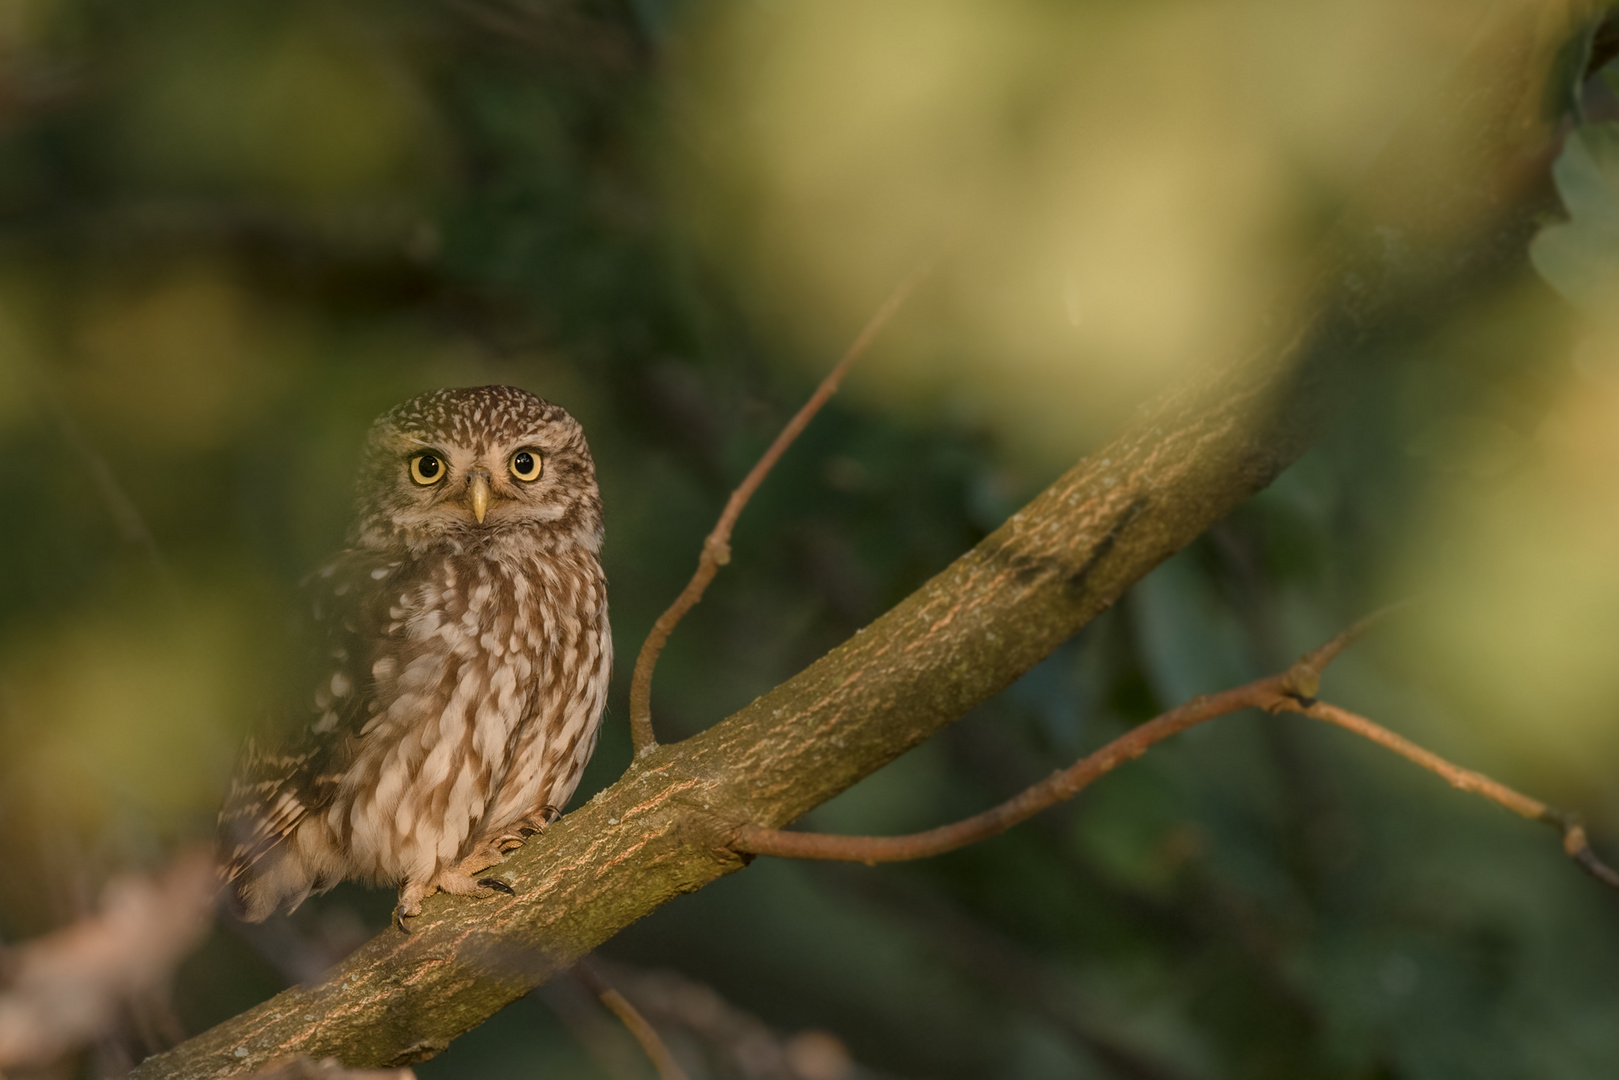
[357,387,601,551]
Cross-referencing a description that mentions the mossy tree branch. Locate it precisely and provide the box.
[131,2,1597,1075]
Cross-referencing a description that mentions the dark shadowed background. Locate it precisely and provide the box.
[3,0,1619,1077]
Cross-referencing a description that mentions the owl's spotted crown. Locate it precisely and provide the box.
[375,385,564,450]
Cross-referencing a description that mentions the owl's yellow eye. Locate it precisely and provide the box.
[409,453,446,485]
[509,449,542,482]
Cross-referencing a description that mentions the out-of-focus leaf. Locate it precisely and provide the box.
[1530,122,1619,310]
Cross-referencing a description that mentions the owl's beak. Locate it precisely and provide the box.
[468,472,492,524]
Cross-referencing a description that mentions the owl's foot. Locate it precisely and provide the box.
[391,848,510,931]
[435,868,500,897]
[495,806,561,852]
[393,880,432,932]
[426,846,516,901]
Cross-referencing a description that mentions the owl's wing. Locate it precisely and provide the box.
[217,550,402,885]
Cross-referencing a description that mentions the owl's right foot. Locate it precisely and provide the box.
[495,807,561,852]
[421,846,515,902]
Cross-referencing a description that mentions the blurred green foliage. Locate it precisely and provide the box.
[1532,122,1619,313]
[3,1,1619,1078]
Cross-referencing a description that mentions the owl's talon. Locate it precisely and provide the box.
[478,877,515,895]
[393,905,416,933]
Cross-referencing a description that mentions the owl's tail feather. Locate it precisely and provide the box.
[217,795,319,922]
[218,841,324,923]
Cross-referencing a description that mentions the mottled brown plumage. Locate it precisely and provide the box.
[219,386,611,925]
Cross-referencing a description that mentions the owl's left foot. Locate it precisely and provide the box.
[393,881,431,933]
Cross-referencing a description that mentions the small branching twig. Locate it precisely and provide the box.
[585,959,867,1080]
[40,384,173,583]
[628,262,934,757]
[733,613,1619,892]
[574,959,689,1080]
[1277,599,1410,701]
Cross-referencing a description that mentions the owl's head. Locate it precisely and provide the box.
[352,386,603,553]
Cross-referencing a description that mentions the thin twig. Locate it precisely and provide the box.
[1280,699,1547,821]
[583,959,865,1080]
[733,614,1619,893]
[628,261,935,757]
[1280,599,1412,701]
[574,959,690,1080]
[40,384,172,582]
[734,678,1285,863]
[1283,699,1619,890]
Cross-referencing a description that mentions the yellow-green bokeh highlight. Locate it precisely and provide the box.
[119,6,442,203]
[65,264,304,450]
[0,0,62,55]
[0,585,277,840]
[1397,308,1619,784]
[674,0,1495,468]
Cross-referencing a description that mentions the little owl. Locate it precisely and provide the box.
[218,386,611,926]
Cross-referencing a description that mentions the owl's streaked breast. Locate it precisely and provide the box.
[328,535,611,886]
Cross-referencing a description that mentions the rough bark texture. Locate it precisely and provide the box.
[132,2,1593,1075]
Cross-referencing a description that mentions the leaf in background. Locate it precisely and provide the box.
[1530,122,1619,311]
